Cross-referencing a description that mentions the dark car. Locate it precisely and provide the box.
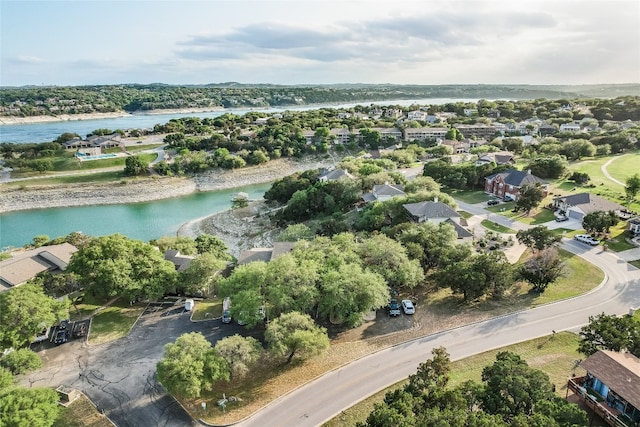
[73,323,87,338]
[54,329,68,345]
[487,199,499,206]
[59,319,70,330]
[388,298,401,317]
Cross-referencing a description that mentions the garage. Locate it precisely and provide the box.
[568,209,584,220]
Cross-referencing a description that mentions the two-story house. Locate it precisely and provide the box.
[484,169,547,201]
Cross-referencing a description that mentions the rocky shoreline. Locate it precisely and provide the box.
[0,157,335,214]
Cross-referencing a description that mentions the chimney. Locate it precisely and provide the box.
[434,196,439,203]
[526,169,531,175]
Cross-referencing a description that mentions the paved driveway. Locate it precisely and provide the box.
[24,302,247,427]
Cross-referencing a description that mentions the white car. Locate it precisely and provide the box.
[574,234,600,246]
[401,300,415,315]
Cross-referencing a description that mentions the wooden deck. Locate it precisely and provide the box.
[567,377,631,427]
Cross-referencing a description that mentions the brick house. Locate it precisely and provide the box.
[484,169,547,201]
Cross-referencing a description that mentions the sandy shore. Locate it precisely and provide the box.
[0,112,132,125]
[0,157,335,214]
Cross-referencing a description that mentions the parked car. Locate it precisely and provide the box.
[222,310,232,324]
[59,319,70,330]
[184,299,195,311]
[504,195,514,202]
[487,199,499,206]
[401,300,415,315]
[388,298,401,317]
[555,215,569,222]
[574,234,600,246]
[53,329,68,345]
[73,323,87,338]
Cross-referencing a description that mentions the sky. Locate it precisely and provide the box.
[1,0,639,87]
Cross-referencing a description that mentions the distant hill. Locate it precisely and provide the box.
[1,83,638,117]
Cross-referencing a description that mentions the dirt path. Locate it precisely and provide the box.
[601,155,627,186]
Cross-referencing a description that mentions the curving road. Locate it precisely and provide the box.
[238,241,640,427]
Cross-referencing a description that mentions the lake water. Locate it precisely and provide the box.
[0,183,271,249]
[0,98,478,144]
[0,97,479,249]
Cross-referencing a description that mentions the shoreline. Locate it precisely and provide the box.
[0,112,132,125]
[0,157,335,214]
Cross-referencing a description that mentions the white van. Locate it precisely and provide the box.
[184,299,195,311]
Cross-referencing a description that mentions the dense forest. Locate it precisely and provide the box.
[1,83,638,117]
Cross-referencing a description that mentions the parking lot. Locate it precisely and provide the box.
[24,302,248,427]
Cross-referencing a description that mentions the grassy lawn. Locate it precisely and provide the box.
[458,210,473,219]
[485,202,556,225]
[600,152,640,184]
[323,332,585,427]
[446,189,492,204]
[603,222,636,252]
[53,393,114,427]
[88,299,146,345]
[68,294,112,322]
[191,298,223,321]
[517,248,604,306]
[481,219,515,234]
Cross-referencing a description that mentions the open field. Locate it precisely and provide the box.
[323,331,585,427]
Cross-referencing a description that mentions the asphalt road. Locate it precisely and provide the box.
[238,241,640,427]
[24,301,248,427]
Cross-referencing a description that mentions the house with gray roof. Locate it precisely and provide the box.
[318,168,354,182]
[476,151,515,166]
[484,169,547,201]
[237,242,295,265]
[552,193,626,221]
[164,249,195,272]
[362,183,406,203]
[403,200,473,241]
[0,243,77,293]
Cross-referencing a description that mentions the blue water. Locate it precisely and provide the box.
[0,183,271,249]
[0,98,478,144]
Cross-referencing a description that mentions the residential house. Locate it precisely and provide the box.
[330,128,355,144]
[628,217,640,235]
[318,168,354,182]
[463,108,478,116]
[440,139,467,154]
[164,250,195,272]
[403,199,473,241]
[362,183,406,203]
[538,123,558,136]
[476,151,515,166]
[484,169,547,201]
[462,138,488,149]
[373,127,403,143]
[559,123,582,133]
[63,133,123,152]
[454,124,497,139]
[567,350,640,427]
[0,243,77,293]
[237,242,295,265]
[404,127,448,142]
[552,193,625,221]
[407,110,426,121]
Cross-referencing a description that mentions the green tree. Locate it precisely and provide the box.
[625,173,640,204]
[123,155,148,176]
[31,235,50,248]
[150,236,198,255]
[179,253,227,296]
[265,312,329,363]
[439,252,513,301]
[0,386,61,427]
[195,234,231,259]
[514,183,545,215]
[397,221,463,272]
[0,349,42,375]
[481,351,554,420]
[578,313,640,357]
[0,367,14,389]
[156,332,229,399]
[264,254,320,318]
[214,335,262,380]
[525,155,567,179]
[0,283,68,349]
[318,263,389,327]
[357,234,424,289]
[582,210,618,236]
[67,233,177,301]
[516,226,561,251]
[277,224,315,242]
[519,248,565,293]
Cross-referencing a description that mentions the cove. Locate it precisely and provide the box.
[0,183,271,249]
